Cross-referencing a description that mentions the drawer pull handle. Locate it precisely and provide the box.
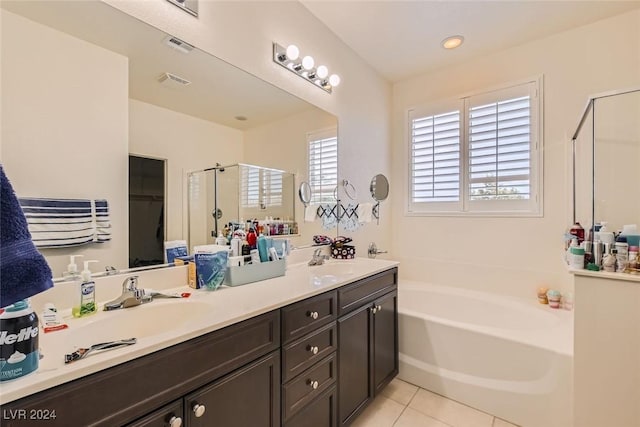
[372,306,377,314]
[377,305,382,312]
[308,345,319,355]
[307,311,319,320]
[308,379,319,389]
[192,403,206,418]
[168,415,183,427]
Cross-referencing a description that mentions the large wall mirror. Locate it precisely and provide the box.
[0,0,337,277]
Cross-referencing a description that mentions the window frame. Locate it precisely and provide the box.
[406,76,544,217]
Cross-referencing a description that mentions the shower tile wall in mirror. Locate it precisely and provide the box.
[0,0,336,277]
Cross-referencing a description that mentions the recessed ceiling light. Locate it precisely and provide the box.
[234,116,247,121]
[441,35,464,50]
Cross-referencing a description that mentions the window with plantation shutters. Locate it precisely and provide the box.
[308,129,338,204]
[410,110,461,204]
[241,165,260,208]
[408,78,542,216]
[265,169,283,206]
[240,166,283,209]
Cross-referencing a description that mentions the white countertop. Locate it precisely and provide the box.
[0,257,398,404]
[571,268,640,283]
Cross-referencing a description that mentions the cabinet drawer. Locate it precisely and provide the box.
[282,321,337,382]
[338,268,397,315]
[285,385,337,427]
[282,291,337,344]
[127,400,183,427]
[282,353,337,421]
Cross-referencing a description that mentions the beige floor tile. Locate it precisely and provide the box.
[394,407,453,427]
[380,378,420,406]
[492,418,519,427]
[408,389,493,427]
[350,396,405,427]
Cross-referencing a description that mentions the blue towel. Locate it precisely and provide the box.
[1,166,54,308]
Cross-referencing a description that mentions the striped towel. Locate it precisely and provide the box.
[18,198,111,248]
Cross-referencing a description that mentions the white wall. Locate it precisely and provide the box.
[391,9,640,298]
[0,10,129,277]
[129,99,243,245]
[244,108,338,247]
[104,0,393,258]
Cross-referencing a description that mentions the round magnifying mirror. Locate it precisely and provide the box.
[370,174,389,202]
[298,181,312,207]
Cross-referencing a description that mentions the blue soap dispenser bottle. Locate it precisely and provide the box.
[73,260,98,318]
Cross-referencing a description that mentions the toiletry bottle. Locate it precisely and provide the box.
[230,237,241,257]
[247,228,257,249]
[64,254,83,278]
[615,236,629,272]
[569,222,585,244]
[73,260,98,318]
[215,231,227,246]
[257,234,269,262]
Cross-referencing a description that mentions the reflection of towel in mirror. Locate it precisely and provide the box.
[304,204,318,222]
[357,203,373,224]
[0,166,54,308]
[18,198,111,248]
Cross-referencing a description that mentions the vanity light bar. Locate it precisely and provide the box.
[272,43,340,94]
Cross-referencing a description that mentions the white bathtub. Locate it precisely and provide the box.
[397,281,573,427]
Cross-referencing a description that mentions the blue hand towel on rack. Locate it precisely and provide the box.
[18,198,111,248]
[1,166,54,308]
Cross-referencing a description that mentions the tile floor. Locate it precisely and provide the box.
[351,379,519,427]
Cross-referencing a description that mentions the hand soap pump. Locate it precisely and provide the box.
[64,254,83,278]
[73,260,98,318]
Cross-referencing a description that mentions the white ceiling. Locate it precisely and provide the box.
[2,1,317,130]
[302,0,640,82]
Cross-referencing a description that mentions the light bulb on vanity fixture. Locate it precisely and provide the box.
[272,42,340,93]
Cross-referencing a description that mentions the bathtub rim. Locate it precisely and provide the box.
[397,280,574,357]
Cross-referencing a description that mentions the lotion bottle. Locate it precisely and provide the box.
[73,260,98,318]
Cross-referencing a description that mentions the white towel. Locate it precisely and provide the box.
[358,203,373,224]
[304,204,318,222]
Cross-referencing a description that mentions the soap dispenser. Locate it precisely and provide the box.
[64,255,83,278]
[73,260,98,318]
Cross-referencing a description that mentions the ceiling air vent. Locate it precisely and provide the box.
[158,72,191,89]
[163,35,194,54]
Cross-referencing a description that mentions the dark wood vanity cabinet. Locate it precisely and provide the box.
[337,269,399,427]
[1,311,280,427]
[1,267,397,427]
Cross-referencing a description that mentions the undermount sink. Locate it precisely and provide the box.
[58,299,211,347]
[310,261,355,285]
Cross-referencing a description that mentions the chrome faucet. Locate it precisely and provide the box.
[308,247,330,266]
[103,275,150,311]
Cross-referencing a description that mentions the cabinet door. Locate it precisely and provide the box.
[126,400,183,427]
[185,351,280,427]
[373,290,398,394]
[337,303,372,427]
